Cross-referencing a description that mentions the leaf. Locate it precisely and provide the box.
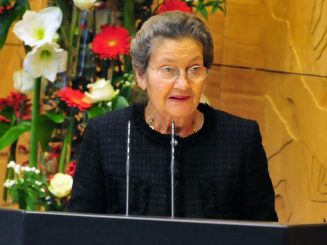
[0,123,11,138]
[198,7,208,20]
[195,1,209,20]
[0,0,29,49]
[112,96,129,110]
[26,187,38,210]
[0,107,15,122]
[204,1,216,7]
[0,121,31,151]
[215,0,226,14]
[45,111,65,123]
[35,115,57,152]
[212,4,219,14]
[87,106,108,119]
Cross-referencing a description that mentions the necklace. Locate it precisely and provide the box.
[145,106,197,134]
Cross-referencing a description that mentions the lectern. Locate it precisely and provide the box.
[0,208,326,245]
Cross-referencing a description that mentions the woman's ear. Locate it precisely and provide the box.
[135,71,147,90]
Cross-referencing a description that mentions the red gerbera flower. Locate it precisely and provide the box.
[0,91,31,120]
[58,88,92,111]
[92,25,131,59]
[157,0,192,14]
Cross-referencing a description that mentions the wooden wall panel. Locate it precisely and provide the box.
[211,0,327,76]
[205,0,327,224]
[206,66,327,224]
[0,44,25,97]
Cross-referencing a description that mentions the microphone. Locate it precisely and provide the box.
[170,120,176,218]
[125,120,131,216]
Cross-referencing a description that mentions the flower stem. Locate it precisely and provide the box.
[58,116,74,173]
[2,140,17,201]
[68,7,80,77]
[123,0,135,73]
[123,0,136,36]
[29,78,41,167]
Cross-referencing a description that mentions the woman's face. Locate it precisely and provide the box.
[136,37,206,119]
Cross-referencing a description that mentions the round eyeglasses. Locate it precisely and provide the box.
[148,65,209,83]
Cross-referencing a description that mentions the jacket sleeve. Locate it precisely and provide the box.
[240,121,278,221]
[68,119,107,213]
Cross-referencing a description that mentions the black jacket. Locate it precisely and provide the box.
[69,103,278,221]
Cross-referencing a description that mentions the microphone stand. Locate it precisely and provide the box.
[125,120,131,216]
[170,120,176,218]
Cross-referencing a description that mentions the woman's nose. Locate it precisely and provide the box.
[173,70,190,89]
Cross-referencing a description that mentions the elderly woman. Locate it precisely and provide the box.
[69,11,278,221]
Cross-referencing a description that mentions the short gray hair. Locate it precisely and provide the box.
[130,11,214,75]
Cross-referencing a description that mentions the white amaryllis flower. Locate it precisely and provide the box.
[24,42,67,82]
[84,78,119,103]
[13,7,62,47]
[73,0,99,11]
[48,173,73,198]
[13,69,35,93]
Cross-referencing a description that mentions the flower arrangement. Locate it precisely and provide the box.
[0,0,225,211]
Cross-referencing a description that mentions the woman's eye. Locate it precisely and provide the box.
[160,66,175,73]
[188,66,200,74]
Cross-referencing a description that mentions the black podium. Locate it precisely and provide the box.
[0,208,326,245]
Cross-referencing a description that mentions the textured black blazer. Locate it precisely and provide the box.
[69,103,278,221]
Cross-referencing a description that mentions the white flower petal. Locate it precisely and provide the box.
[23,43,67,82]
[7,161,16,169]
[4,179,16,188]
[14,165,21,174]
[13,7,62,47]
[24,48,44,78]
[85,79,118,103]
[49,173,73,198]
[73,0,98,11]
[39,7,63,30]
[13,69,35,93]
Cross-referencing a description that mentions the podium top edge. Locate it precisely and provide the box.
[0,208,281,228]
[2,208,326,228]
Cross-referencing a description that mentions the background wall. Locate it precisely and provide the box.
[1,0,327,224]
[205,0,327,224]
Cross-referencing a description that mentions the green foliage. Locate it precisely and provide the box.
[0,121,31,150]
[0,123,11,138]
[87,106,110,119]
[44,111,65,123]
[6,166,48,210]
[112,96,129,110]
[35,115,57,152]
[0,0,29,49]
[194,0,226,19]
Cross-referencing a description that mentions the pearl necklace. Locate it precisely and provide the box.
[145,106,197,134]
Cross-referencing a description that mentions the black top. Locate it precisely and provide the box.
[69,103,278,221]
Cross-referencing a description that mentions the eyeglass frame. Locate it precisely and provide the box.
[147,64,210,83]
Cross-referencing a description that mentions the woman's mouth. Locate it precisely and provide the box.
[169,96,191,102]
